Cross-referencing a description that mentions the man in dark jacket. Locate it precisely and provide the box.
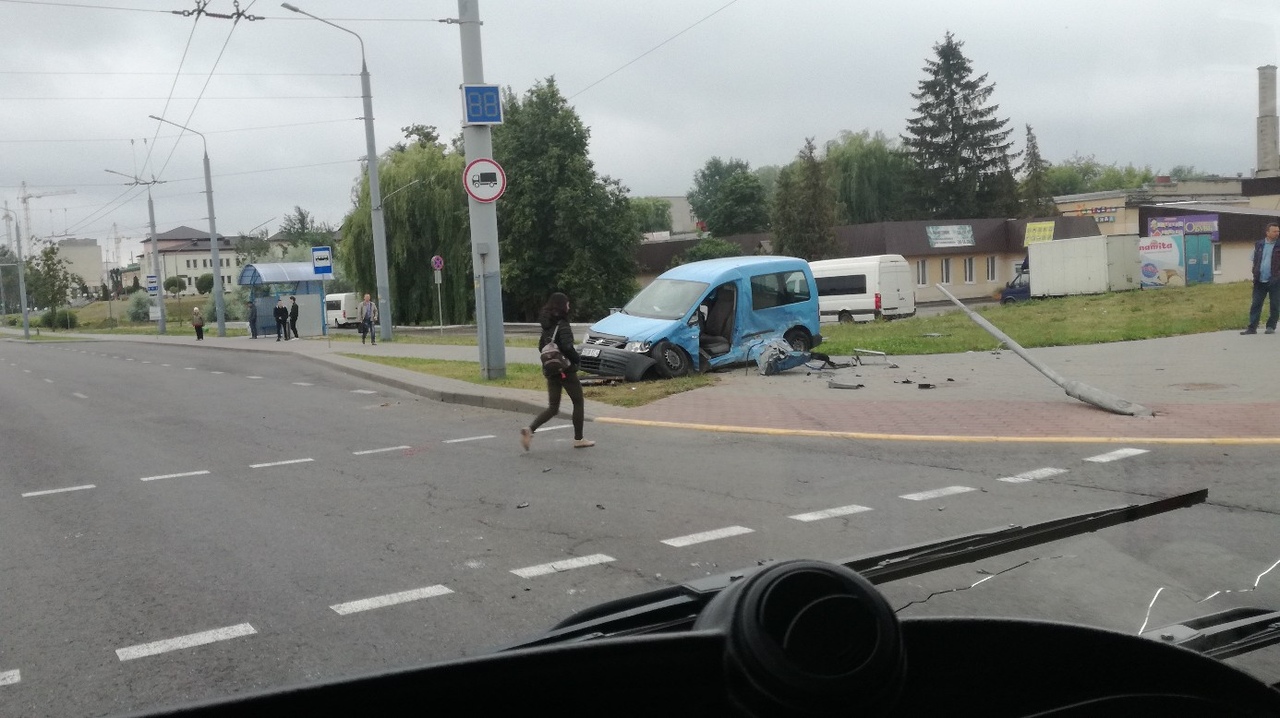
[246,300,258,339]
[274,300,289,341]
[288,295,300,339]
[1242,221,1280,335]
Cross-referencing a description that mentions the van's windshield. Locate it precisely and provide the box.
[622,279,709,320]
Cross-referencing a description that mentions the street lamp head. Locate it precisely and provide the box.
[281,3,299,12]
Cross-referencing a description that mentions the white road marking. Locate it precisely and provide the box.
[292,382,313,386]
[210,371,225,375]
[116,623,256,661]
[22,484,95,498]
[0,669,19,686]
[789,504,874,522]
[443,435,496,444]
[43,378,53,383]
[73,392,88,399]
[23,369,30,373]
[350,389,377,394]
[126,358,135,361]
[1085,448,1149,463]
[245,376,264,379]
[330,585,453,615]
[184,367,196,371]
[160,363,170,367]
[511,553,615,578]
[352,445,413,455]
[537,424,573,432]
[250,458,313,468]
[661,525,754,547]
[998,468,1068,484]
[901,486,977,500]
[142,361,152,364]
[140,470,210,483]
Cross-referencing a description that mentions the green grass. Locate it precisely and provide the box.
[817,281,1254,356]
[345,354,718,407]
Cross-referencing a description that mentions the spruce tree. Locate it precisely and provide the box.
[902,32,1017,219]
[1019,125,1057,217]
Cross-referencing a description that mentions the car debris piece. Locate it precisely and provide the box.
[918,383,936,389]
[516,502,530,509]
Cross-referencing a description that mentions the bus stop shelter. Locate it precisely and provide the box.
[237,262,328,338]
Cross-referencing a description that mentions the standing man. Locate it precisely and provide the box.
[1243,221,1280,335]
[246,300,258,339]
[273,299,289,341]
[359,292,377,346]
[288,295,300,340]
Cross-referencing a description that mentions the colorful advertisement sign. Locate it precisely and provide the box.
[925,224,975,248]
[1142,216,1191,289]
[1023,221,1055,246]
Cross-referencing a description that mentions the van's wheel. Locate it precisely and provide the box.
[783,329,812,353]
[1001,297,1017,305]
[838,311,853,324]
[651,340,690,378]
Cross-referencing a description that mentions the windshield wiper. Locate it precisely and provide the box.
[500,489,1208,651]
[1144,607,1280,660]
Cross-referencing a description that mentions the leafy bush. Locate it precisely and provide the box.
[126,292,152,322]
[196,273,214,295]
[40,309,78,329]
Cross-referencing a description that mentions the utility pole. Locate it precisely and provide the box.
[0,205,31,340]
[105,170,167,333]
[19,182,75,249]
[458,0,507,379]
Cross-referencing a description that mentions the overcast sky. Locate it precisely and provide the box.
[1,0,1278,266]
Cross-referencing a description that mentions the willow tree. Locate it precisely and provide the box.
[340,139,472,325]
[824,130,913,224]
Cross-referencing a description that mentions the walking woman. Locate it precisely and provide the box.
[521,292,594,450]
[191,306,205,341]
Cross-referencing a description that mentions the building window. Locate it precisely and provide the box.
[986,256,997,282]
[963,257,975,284]
[940,258,952,284]
[916,259,927,286]
[1213,243,1222,274]
[235,257,242,266]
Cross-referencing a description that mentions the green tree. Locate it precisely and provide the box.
[130,275,142,293]
[688,157,749,222]
[164,276,186,295]
[1042,154,1154,196]
[234,230,272,265]
[391,124,444,153]
[824,130,913,224]
[26,243,79,310]
[278,206,334,248]
[772,137,838,260]
[753,165,782,207]
[1019,125,1056,217]
[631,197,673,234]
[902,32,1018,218]
[704,172,769,237]
[196,273,214,294]
[492,77,639,321]
[670,237,742,268]
[126,291,151,321]
[342,128,473,325]
[0,246,19,313]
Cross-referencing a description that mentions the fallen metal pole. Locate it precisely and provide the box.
[935,285,1152,417]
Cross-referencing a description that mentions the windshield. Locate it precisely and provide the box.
[621,279,709,320]
[5,2,1280,716]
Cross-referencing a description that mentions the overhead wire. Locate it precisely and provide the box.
[0,118,362,144]
[567,0,743,100]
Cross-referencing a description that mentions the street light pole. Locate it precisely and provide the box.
[0,206,30,340]
[282,3,393,343]
[148,115,226,337]
[105,170,166,334]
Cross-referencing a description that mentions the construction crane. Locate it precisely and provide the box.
[19,181,76,247]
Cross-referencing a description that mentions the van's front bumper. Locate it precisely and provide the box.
[578,346,654,381]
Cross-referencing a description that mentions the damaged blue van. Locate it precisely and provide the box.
[577,256,822,380]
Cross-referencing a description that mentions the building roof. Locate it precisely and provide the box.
[155,225,223,241]
[1148,202,1277,216]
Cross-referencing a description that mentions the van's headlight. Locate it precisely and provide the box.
[624,340,651,353]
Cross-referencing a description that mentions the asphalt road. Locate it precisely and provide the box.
[0,341,1276,716]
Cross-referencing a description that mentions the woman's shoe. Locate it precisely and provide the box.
[520,428,532,451]
[574,439,595,449]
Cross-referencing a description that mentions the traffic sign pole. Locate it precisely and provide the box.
[313,246,334,345]
[432,255,445,335]
[457,0,506,380]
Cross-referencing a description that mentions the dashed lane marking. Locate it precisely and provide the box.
[901,486,977,501]
[330,585,453,615]
[998,468,1068,483]
[789,504,874,522]
[22,484,95,498]
[43,378,52,383]
[250,458,313,468]
[140,470,211,483]
[443,435,496,444]
[292,382,313,386]
[210,371,225,375]
[352,445,413,455]
[1085,448,1149,463]
[116,623,257,661]
[0,669,19,686]
[661,525,754,547]
[246,376,264,380]
[73,392,88,399]
[511,554,615,578]
[350,389,378,394]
